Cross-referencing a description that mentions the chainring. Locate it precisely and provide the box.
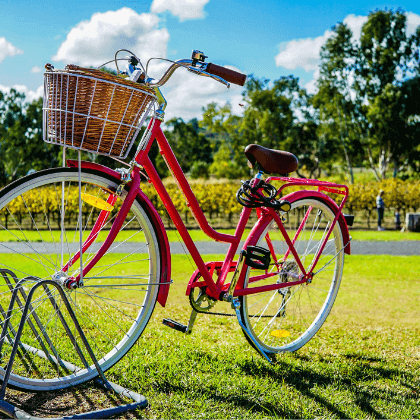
[189,287,218,312]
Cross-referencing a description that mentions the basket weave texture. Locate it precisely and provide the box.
[43,65,157,159]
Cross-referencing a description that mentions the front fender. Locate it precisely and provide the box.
[67,160,171,307]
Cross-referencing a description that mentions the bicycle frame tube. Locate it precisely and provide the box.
[133,119,349,299]
[269,177,351,255]
[62,194,118,273]
[134,118,250,299]
[231,186,349,296]
[73,169,142,283]
[64,120,349,299]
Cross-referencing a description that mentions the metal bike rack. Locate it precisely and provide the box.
[0,269,148,419]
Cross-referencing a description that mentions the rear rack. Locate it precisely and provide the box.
[266,176,349,210]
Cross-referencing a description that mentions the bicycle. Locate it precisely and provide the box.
[0,49,352,393]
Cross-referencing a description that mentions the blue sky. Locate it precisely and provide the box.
[1,0,419,120]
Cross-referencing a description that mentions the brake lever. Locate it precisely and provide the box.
[187,66,230,88]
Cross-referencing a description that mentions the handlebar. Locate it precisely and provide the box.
[103,49,247,91]
[145,58,247,89]
[95,49,248,118]
[205,63,247,86]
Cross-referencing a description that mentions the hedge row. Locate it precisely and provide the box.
[142,178,420,215]
[2,178,419,225]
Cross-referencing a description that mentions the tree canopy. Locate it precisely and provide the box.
[315,9,420,181]
[1,9,419,185]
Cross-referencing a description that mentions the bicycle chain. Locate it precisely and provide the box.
[188,290,274,318]
[188,260,307,318]
[190,300,278,318]
[189,287,235,316]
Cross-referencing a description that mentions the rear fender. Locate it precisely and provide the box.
[282,190,351,255]
[236,189,351,291]
[67,160,171,306]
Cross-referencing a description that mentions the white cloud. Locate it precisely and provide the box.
[275,14,368,72]
[278,12,420,94]
[158,64,244,121]
[275,12,420,73]
[151,0,209,21]
[406,12,420,36]
[31,66,42,73]
[0,84,43,103]
[0,37,23,63]
[342,14,368,41]
[304,68,320,95]
[50,5,240,121]
[275,33,330,72]
[53,8,169,67]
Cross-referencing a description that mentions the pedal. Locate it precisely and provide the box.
[245,246,271,270]
[162,318,188,333]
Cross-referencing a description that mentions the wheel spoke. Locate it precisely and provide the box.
[241,197,344,354]
[0,169,160,391]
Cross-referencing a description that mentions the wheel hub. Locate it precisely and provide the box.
[51,271,76,290]
[277,261,298,295]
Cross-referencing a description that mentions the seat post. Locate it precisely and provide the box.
[255,170,264,180]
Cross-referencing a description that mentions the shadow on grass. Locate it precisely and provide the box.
[238,352,419,419]
[4,380,142,419]
[148,377,300,418]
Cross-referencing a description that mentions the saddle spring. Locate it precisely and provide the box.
[236,178,291,211]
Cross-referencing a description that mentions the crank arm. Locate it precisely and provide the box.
[162,308,198,335]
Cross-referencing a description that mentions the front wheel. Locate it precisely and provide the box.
[0,168,160,391]
[240,197,344,354]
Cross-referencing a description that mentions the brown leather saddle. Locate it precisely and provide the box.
[244,144,298,175]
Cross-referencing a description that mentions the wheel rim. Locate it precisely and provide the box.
[0,169,160,390]
[241,198,344,353]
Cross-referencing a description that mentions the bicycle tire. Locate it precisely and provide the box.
[0,167,161,391]
[240,197,344,354]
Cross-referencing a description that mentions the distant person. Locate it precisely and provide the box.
[376,190,385,231]
[394,208,402,230]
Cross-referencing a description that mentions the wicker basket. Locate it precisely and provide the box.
[43,65,157,159]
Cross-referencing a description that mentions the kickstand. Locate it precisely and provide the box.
[0,273,148,419]
[231,298,273,363]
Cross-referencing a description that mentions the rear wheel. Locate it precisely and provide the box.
[240,197,344,353]
[0,168,160,391]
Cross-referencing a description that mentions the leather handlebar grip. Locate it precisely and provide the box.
[206,63,247,86]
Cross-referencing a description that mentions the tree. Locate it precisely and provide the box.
[202,76,334,178]
[315,9,420,181]
[314,23,363,183]
[200,103,247,179]
[0,90,60,186]
[161,118,213,176]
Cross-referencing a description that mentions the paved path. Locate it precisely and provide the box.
[1,241,419,255]
[170,241,420,255]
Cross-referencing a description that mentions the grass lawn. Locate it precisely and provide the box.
[348,229,420,241]
[5,253,419,418]
[117,254,420,419]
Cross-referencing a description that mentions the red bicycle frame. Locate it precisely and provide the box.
[68,117,350,302]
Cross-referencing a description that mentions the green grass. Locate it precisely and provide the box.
[349,229,420,241]
[2,254,420,418]
[1,228,419,243]
[0,228,249,243]
[110,254,420,419]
